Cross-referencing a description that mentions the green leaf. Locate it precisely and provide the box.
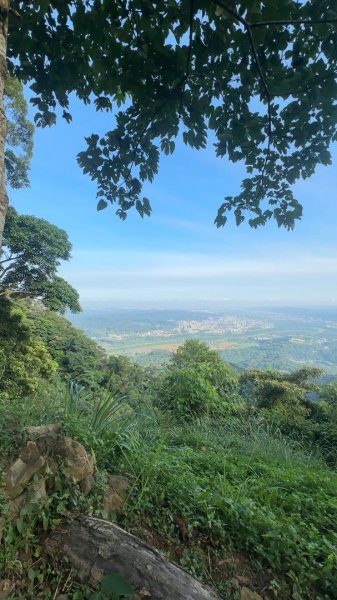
[28,568,37,582]
[8,0,337,230]
[100,572,134,598]
[97,199,108,211]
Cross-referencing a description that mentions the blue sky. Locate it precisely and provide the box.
[10,97,337,309]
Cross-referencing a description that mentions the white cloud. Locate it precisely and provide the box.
[60,247,337,306]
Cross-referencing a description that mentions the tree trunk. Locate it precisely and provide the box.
[45,516,221,600]
[0,0,8,251]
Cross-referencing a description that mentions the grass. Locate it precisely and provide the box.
[1,389,337,599]
[114,414,337,600]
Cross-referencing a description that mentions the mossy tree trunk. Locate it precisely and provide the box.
[0,0,8,251]
[45,516,221,600]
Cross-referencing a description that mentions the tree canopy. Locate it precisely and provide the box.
[239,366,323,410]
[24,301,107,388]
[0,206,81,313]
[161,340,240,417]
[4,0,336,234]
[0,296,56,398]
[4,75,34,189]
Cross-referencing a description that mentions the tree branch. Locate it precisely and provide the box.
[0,252,14,265]
[0,262,15,279]
[211,2,337,28]
[0,288,37,298]
[259,104,272,193]
[179,0,195,116]
[245,25,270,100]
[117,93,175,192]
[268,70,337,98]
[211,1,270,98]
[211,0,248,27]
[211,0,274,194]
[116,0,137,38]
[117,0,196,198]
[0,7,21,19]
[185,0,195,81]
[251,18,337,27]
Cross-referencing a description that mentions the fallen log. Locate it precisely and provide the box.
[45,515,221,600]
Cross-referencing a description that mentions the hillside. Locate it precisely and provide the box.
[1,300,337,599]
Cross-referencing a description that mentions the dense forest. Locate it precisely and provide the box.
[1,297,337,599]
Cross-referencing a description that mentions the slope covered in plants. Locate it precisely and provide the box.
[1,309,336,599]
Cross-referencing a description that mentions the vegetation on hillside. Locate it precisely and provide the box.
[0,207,81,313]
[4,75,34,190]
[0,297,56,399]
[1,302,337,599]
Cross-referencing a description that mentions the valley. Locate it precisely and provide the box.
[69,306,337,374]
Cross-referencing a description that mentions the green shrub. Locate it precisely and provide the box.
[117,416,337,599]
[161,367,222,417]
[0,297,56,399]
[160,340,242,418]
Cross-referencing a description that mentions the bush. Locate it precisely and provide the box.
[0,297,56,399]
[161,364,243,419]
[160,340,242,418]
[161,367,223,417]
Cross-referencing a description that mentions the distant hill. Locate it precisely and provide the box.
[68,307,337,375]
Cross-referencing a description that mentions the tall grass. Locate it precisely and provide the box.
[114,412,336,599]
[167,416,324,469]
[63,381,92,419]
[88,390,128,436]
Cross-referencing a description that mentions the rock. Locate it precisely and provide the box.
[103,491,125,513]
[79,474,94,495]
[103,475,131,514]
[130,589,151,599]
[26,424,62,440]
[9,492,27,516]
[240,587,263,600]
[45,515,222,600]
[3,428,96,528]
[56,437,94,483]
[31,476,47,501]
[46,457,59,477]
[5,454,46,499]
[7,478,46,516]
[89,564,104,586]
[20,441,40,463]
[108,475,130,498]
[0,580,13,599]
[35,431,59,456]
[236,576,252,586]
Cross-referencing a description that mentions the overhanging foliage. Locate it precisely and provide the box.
[8,0,337,228]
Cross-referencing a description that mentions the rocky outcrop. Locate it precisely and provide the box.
[3,425,94,506]
[103,474,131,514]
[5,442,45,500]
[55,436,94,483]
[25,423,62,439]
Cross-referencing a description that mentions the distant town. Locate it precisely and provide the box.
[69,307,337,374]
[95,315,274,342]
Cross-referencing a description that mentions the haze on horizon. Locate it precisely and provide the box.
[59,246,337,309]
